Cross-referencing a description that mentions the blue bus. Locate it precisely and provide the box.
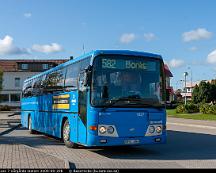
[21,50,167,148]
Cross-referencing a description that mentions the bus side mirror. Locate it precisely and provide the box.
[83,65,92,87]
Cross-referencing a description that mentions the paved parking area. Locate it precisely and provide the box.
[0,111,66,169]
[1,112,216,169]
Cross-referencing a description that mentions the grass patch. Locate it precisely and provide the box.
[166,109,216,121]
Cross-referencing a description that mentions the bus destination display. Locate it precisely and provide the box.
[102,58,156,71]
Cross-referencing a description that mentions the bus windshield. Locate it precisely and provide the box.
[91,55,165,108]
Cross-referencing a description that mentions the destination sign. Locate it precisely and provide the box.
[101,58,157,71]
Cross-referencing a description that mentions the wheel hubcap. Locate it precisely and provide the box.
[63,123,70,141]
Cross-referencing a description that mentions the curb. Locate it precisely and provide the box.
[167,122,216,130]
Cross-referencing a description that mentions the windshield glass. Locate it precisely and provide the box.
[91,55,165,107]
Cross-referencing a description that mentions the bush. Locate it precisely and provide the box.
[199,103,210,114]
[207,105,216,115]
[0,105,11,111]
[185,103,199,113]
[176,103,199,114]
[176,104,185,113]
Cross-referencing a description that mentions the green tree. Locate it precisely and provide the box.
[198,81,208,103]
[192,84,199,103]
[210,83,216,103]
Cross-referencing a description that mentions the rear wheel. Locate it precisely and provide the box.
[63,119,78,148]
[28,116,36,134]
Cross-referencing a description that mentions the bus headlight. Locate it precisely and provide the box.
[107,126,114,134]
[149,126,155,133]
[99,126,107,134]
[156,126,162,133]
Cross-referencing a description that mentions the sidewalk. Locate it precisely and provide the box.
[0,111,68,169]
[167,117,216,127]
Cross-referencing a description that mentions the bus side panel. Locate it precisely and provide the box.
[69,91,79,143]
[52,91,78,141]
[21,97,38,129]
[21,110,29,128]
[68,113,78,143]
[86,92,99,146]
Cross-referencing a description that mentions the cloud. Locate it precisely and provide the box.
[24,12,32,18]
[207,49,216,64]
[182,28,213,42]
[168,59,185,68]
[0,35,29,55]
[32,43,63,53]
[189,46,198,51]
[144,33,156,41]
[120,33,136,44]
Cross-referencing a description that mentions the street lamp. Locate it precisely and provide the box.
[183,72,188,105]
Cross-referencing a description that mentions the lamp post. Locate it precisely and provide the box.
[183,72,188,105]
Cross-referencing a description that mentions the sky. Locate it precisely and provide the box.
[0,0,216,89]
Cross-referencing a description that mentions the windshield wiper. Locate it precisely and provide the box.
[101,97,132,111]
[101,96,164,111]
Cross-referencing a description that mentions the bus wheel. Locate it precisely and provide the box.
[28,116,35,134]
[63,119,78,148]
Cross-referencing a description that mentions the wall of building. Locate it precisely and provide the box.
[0,71,40,107]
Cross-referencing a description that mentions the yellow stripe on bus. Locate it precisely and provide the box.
[53,94,70,99]
[52,104,70,109]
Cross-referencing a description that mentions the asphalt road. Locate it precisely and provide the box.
[1,113,216,168]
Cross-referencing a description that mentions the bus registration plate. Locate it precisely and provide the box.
[124,139,140,145]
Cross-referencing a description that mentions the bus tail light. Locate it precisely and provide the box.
[89,126,97,131]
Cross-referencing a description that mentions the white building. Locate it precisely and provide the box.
[0,59,67,108]
[181,81,200,100]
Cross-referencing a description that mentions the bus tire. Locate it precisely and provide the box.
[28,116,34,134]
[28,116,36,134]
[63,119,78,148]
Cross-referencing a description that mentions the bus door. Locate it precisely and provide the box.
[77,71,88,144]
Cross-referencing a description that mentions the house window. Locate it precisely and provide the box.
[0,94,9,102]
[21,64,28,70]
[15,78,21,87]
[42,64,49,70]
[11,94,20,102]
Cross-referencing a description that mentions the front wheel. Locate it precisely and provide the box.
[63,119,78,148]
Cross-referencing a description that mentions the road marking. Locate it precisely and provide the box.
[167,122,216,130]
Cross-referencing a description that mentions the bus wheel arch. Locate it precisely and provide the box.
[28,113,35,134]
[61,117,78,148]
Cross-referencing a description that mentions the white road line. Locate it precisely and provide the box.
[167,122,216,130]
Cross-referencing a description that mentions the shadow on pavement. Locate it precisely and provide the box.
[1,125,216,161]
[92,130,216,160]
[0,126,64,146]
[0,124,21,136]
[8,112,21,117]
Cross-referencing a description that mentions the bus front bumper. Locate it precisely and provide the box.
[86,133,167,147]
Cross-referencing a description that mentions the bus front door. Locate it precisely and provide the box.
[77,72,87,145]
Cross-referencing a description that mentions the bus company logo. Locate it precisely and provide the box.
[129,128,135,132]
[71,99,76,105]
[137,112,145,117]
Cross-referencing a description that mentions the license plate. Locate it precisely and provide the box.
[124,139,140,144]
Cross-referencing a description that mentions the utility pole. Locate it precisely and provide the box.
[83,44,85,54]
[183,72,188,105]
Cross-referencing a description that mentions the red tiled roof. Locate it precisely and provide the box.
[164,64,173,77]
[0,59,68,72]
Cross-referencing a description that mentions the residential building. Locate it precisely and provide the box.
[0,59,68,108]
[181,81,197,100]
[164,64,174,102]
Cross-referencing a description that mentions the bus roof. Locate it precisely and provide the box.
[24,50,162,83]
